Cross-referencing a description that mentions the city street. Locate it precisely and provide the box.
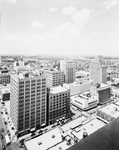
[0,101,17,143]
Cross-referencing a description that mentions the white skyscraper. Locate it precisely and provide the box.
[89,56,107,85]
[60,58,75,84]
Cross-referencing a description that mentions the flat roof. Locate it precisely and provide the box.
[71,93,95,101]
[49,136,74,150]
[97,83,110,90]
[100,83,109,88]
[75,71,89,75]
[98,103,119,117]
[0,86,10,94]
[50,86,69,94]
[71,119,106,140]
[61,116,87,132]
[25,128,62,150]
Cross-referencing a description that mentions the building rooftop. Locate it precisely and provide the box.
[45,68,63,72]
[68,117,119,150]
[0,85,10,94]
[72,92,95,101]
[71,118,105,140]
[97,83,110,90]
[25,128,62,150]
[25,116,87,150]
[61,116,87,132]
[98,103,119,118]
[12,71,45,80]
[50,86,69,94]
[75,71,89,75]
[64,80,90,87]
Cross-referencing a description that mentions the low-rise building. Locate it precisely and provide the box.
[71,91,98,110]
[71,118,106,140]
[97,103,119,123]
[24,128,73,150]
[0,85,10,101]
[24,116,87,150]
[111,88,119,98]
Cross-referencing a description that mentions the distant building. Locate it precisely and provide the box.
[75,71,89,79]
[0,67,10,85]
[63,81,91,96]
[89,56,107,85]
[71,91,98,110]
[91,83,110,104]
[44,69,64,88]
[97,84,111,104]
[47,86,70,125]
[13,56,31,72]
[60,59,75,84]
[10,71,47,137]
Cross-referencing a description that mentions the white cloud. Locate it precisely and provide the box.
[7,0,17,3]
[62,6,77,15]
[72,8,91,27]
[51,8,91,37]
[49,7,57,12]
[31,20,44,28]
[52,22,79,37]
[104,0,118,9]
[0,0,17,3]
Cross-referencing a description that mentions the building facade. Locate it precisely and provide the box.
[0,73,10,85]
[10,72,47,136]
[0,85,10,101]
[97,84,111,104]
[89,57,107,85]
[91,83,110,104]
[71,92,98,110]
[47,86,70,125]
[97,103,119,123]
[63,81,91,96]
[44,69,64,88]
[60,59,75,84]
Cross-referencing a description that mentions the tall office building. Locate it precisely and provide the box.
[47,86,70,125]
[89,56,107,85]
[44,69,64,88]
[10,71,47,136]
[60,58,75,84]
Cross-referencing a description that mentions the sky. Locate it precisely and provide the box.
[0,0,119,56]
